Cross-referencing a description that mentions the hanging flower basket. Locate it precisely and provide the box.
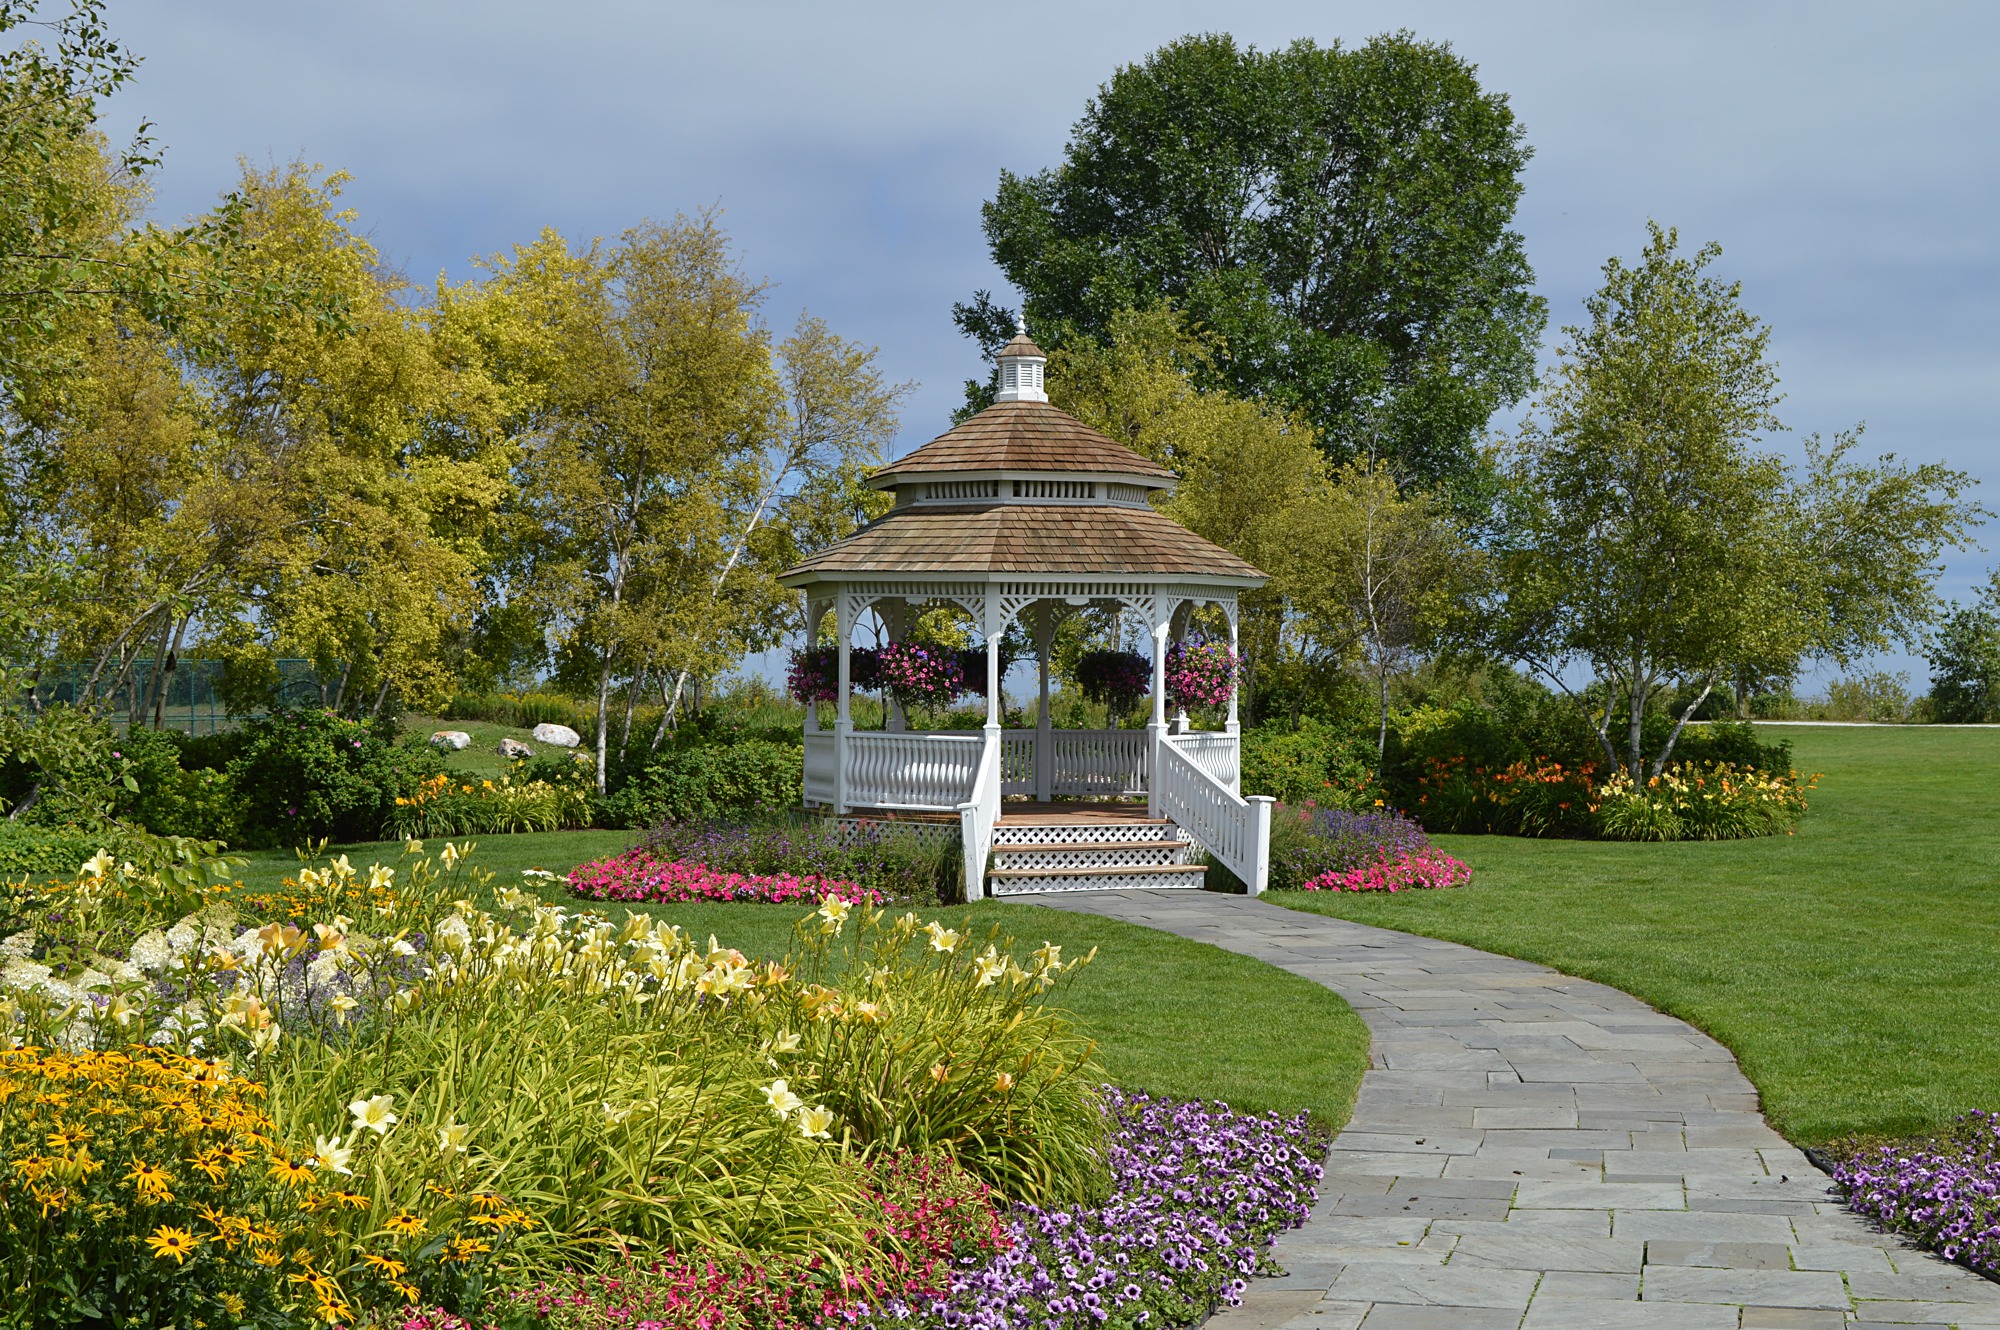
[786,647,838,704]
[878,641,966,714]
[1075,649,1151,720]
[958,640,1022,698]
[1164,634,1237,710]
[785,646,883,703]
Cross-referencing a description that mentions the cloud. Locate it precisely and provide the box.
[95,0,2000,680]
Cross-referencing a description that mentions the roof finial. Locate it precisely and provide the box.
[994,315,1047,405]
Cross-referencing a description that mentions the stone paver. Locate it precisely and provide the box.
[1029,889,2000,1329]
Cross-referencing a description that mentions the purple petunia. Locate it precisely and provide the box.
[1832,1110,2000,1274]
[851,1088,1326,1329]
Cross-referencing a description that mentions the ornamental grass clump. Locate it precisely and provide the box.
[1831,1111,2000,1275]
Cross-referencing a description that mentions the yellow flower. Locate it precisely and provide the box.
[442,1236,492,1263]
[124,1159,174,1203]
[993,1070,1016,1092]
[268,1156,316,1187]
[438,1121,472,1156]
[925,921,961,953]
[816,894,851,933]
[383,1211,425,1237]
[145,1225,200,1263]
[797,1104,835,1139]
[310,1134,353,1176]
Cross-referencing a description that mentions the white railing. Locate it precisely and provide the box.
[1157,737,1273,894]
[804,731,837,805]
[1001,732,1035,797]
[1049,729,1148,797]
[959,730,1003,901]
[1170,731,1240,794]
[843,732,983,810]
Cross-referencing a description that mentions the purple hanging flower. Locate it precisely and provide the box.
[1075,650,1151,718]
[1164,634,1238,710]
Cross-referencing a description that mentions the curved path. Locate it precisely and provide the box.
[1035,890,2000,1330]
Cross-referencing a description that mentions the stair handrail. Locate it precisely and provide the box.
[1156,736,1273,894]
[956,727,1003,902]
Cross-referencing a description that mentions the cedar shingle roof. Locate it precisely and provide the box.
[869,400,1177,484]
[996,331,1045,360]
[780,504,1265,582]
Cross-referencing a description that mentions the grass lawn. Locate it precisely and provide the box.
[1273,724,2000,1147]
[236,830,1369,1130]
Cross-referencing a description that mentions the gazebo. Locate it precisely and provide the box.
[778,326,1273,899]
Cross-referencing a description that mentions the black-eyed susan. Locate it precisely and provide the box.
[331,1190,369,1211]
[124,1159,174,1203]
[145,1225,200,1264]
[468,1190,507,1213]
[382,1211,424,1237]
[442,1236,492,1263]
[268,1156,315,1187]
[360,1253,407,1277]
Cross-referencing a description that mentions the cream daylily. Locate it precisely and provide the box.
[349,1094,398,1136]
[762,1079,803,1119]
[312,1133,355,1175]
[438,1121,472,1156]
[925,921,961,954]
[797,1104,835,1140]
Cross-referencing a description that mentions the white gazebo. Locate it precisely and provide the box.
[778,326,1273,899]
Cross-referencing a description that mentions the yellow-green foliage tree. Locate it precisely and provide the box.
[180,164,491,717]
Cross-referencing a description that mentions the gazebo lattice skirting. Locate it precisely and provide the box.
[779,327,1274,899]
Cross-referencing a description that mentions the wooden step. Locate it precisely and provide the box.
[990,839,1192,856]
[987,864,1208,882]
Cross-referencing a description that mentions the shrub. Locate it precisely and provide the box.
[1408,756,1600,837]
[1595,761,1815,841]
[442,690,592,732]
[599,740,804,828]
[1241,720,1384,808]
[112,727,247,843]
[225,708,445,846]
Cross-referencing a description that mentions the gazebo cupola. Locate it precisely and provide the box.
[778,323,1274,900]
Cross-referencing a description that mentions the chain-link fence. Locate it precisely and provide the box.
[31,659,328,736]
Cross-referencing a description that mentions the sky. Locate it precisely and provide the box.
[91,0,2000,692]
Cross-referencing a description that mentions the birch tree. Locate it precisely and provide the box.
[1492,224,1980,778]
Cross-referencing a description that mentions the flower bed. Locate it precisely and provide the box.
[1302,847,1472,893]
[858,1089,1326,1330]
[1830,1112,2000,1274]
[614,815,961,904]
[568,854,884,906]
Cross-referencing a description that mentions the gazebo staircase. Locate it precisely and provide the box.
[986,812,1207,896]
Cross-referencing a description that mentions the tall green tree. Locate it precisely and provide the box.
[958,30,1543,501]
[1928,572,2000,723]
[1493,224,1982,777]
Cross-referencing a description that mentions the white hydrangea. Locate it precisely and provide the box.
[165,918,201,957]
[127,931,173,975]
[0,932,34,960]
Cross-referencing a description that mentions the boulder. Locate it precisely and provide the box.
[532,722,582,748]
[429,730,471,752]
[497,737,534,760]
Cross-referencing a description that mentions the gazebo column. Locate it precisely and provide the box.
[834,591,852,814]
[1169,602,1190,736]
[983,592,1003,730]
[884,600,908,733]
[1146,592,1170,818]
[1033,602,1054,802]
[1225,604,1242,737]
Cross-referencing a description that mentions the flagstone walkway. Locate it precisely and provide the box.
[1032,889,2000,1330]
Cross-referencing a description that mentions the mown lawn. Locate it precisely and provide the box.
[1274,725,2000,1146]
[237,830,1369,1130]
